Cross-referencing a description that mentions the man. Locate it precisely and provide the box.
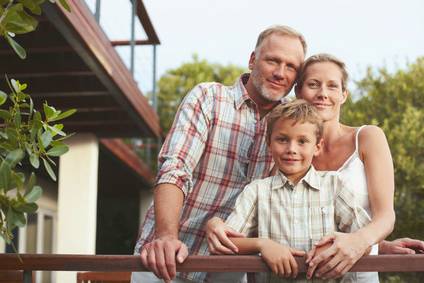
[131,25,306,283]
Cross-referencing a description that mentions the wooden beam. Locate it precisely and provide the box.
[111,40,151,46]
[135,0,160,45]
[7,71,94,79]
[100,139,155,184]
[0,254,423,273]
[29,91,109,98]
[42,1,160,137]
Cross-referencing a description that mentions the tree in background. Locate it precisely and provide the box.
[157,55,246,134]
[342,57,424,282]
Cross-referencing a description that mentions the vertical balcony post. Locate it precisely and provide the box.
[94,0,101,23]
[130,0,136,75]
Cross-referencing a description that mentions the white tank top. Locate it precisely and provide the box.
[337,125,379,283]
[337,125,372,215]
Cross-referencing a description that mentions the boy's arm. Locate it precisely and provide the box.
[207,181,259,254]
[229,237,305,278]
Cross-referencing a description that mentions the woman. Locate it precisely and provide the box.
[206,53,424,280]
[294,54,393,281]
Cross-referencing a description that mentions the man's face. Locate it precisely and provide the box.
[248,34,304,104]
[269,118,321,184]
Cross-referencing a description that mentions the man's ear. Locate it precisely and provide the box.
[248,52,256,70]
[314,138,324,157]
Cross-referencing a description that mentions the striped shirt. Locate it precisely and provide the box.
[135,74,276,282]
[226,167,371,283]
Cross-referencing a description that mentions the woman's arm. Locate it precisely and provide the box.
[356,125,396,244]
[307,126,395,279]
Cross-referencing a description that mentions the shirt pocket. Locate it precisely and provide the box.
[309,204,335,242]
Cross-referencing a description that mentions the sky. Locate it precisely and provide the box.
[88,0,424,95]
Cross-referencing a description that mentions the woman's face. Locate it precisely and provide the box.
[296,62,347,122]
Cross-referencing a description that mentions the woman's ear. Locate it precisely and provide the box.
[341,89,349,104]
[294,84,301,98]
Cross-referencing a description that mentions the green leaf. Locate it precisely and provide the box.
[43,103,56,121]
[50,108,76,121]
[29,153,39,168]
[58,0,71,12]
[49,124,66,137]
[0,109,11,120]
[26,172,36,194]
[14,109,21,127]
[15,202,38,213]
[5,34,26,59]
[42,158,56,181]
[25,185,42,203]
[0,91,7,105]
[19,0,43,15]
[40,130,52,148]
[10,79,20,93]
[3,4,38,34]
[46,144,68,157]
[5,149,24,167]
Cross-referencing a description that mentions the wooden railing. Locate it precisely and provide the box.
[0,254,423,282]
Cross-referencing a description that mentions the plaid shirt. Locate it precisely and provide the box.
[226,167,372,283]
[134,74,276,282]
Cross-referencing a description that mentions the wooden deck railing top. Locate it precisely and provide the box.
[0,254,423,273]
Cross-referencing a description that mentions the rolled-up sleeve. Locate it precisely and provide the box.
[156,84,212,196]
[225,182,259,237]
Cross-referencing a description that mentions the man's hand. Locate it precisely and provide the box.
[206,216,245,254]
[259,239,305,279]
[380,238,424,254]
[140,235,188,282]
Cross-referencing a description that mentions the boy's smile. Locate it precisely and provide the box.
[269,117,322,184]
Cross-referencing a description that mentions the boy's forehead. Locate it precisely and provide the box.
[274,118,318,136]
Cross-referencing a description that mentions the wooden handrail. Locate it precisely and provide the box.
[0,254,423,273]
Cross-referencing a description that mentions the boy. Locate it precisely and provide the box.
[206,99,371,282]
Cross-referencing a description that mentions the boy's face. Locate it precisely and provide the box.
[269,118,322,184]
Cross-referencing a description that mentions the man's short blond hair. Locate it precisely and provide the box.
[266,99,323,144]
[255,25,307,56]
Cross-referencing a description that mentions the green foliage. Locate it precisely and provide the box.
[157,54,246,134]
[0,0,71,59]
[342,58,424,282]
[0,77,75,244]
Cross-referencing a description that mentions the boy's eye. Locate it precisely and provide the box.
[277,137,288,143]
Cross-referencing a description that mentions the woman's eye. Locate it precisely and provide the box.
[308,82,319,88]
[298,139,308,145]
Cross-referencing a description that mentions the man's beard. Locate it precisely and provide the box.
[251,69,286,102]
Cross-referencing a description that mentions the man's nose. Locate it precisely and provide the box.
[272,64,285,79]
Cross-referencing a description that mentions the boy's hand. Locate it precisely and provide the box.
[206,217,245,254]
[306,232,370,279]
[259,239,305,279]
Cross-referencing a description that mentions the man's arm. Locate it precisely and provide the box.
[140,184,187,282]
[139,84,212,281]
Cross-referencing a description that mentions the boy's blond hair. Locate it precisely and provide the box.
[266,99,323,144]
